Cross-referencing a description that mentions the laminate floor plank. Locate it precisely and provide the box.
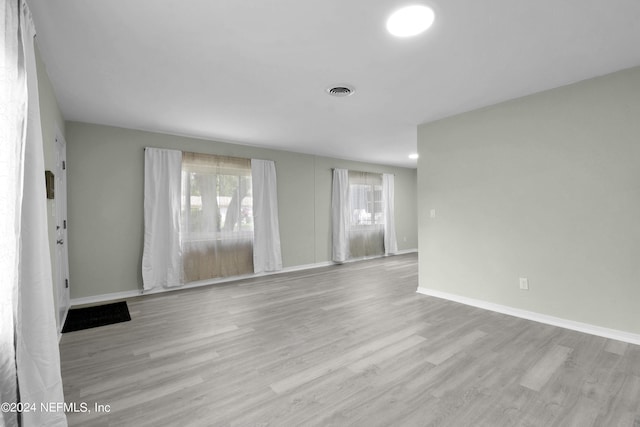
[270,322,428,394]
[520,344,573,391]
[59,253,640,426]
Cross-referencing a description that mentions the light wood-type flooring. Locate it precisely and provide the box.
[60,253,640,426]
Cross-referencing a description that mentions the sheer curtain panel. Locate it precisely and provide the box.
[251,159,282,273]
[142,148,183,290]
[348,171,384,258]
[14,2,68,425]
[331,168,350,262]
[382,173,398,255]
[181,152,254,281]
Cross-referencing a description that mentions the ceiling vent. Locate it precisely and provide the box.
[326,85,355,97]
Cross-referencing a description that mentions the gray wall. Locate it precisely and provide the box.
[65,122,418,299]
[35,42,66,329]
[417,66,640,335]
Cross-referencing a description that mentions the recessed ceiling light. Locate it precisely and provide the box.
[387,5,435,37]
[326,85,355,97]
[409,153,419,159]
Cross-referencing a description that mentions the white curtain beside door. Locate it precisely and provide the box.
[0,1,26,424]
[142,147,183,290]
[14,2,68,426]
[251,159,282,273]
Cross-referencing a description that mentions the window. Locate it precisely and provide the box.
[348,171,385,258]
[181,158,253,238]
[348,171,383,227]
[180,152,253,281]
[143,148,283,290]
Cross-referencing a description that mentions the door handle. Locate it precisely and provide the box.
[57,239,64,245]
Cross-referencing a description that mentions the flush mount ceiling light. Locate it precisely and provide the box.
[326,85,355,97]
[409,153,419,159]
[387,5,435,37]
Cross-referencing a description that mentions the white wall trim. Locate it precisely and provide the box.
[394,248,418,255]
[70,289,143,307]
[338,249,418,265]
[70,252,419,307]
[70,260,338,307]
[416,287,640,346]
[278,261,335,273]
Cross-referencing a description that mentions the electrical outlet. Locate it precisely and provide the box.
[519,278,529,290]
[430,209,436,218]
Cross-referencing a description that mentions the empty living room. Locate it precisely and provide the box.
[2,0,640,426]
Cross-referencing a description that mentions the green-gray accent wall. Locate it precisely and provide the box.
[65,122,418,299]
[417,66,640,335]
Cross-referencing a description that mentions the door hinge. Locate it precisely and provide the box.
[65,279,69,288]
[62,161,66,170]
[63,220,67,229]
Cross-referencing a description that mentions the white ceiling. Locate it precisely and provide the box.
[29,0,640,168]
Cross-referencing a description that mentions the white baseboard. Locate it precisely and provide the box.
[69,257,375,307]
[278,261,335,273]
[70,252,418,307]
[338,249,418,265]
[416,287,640,346]
[70,289,143,307]
[393,248,418,255]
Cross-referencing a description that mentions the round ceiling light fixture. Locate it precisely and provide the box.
[386,5,435,37]
[326,85,355,97]
[409,153,419,159]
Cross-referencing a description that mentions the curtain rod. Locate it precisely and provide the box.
[144,147,275,163]
[331,168,394,176]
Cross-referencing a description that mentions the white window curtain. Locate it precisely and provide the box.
[181,152,254,281]
[7,2,68,426]
[142,147,183,290]
[331,168,350,263]
[382,173,398,255]
[252,159,283,273]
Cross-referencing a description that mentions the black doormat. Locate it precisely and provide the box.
[62,301,131,333]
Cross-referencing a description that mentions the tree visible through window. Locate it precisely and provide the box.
[182,172,253,237]
[181,154,253,238]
